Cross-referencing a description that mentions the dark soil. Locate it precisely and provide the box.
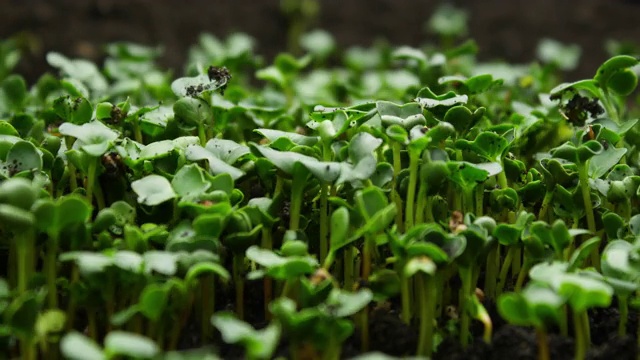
[176,280,640,359]
[435,300,639,360]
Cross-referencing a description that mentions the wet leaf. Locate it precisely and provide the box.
[104,331,159,358]
[59,121,119,157]
[60,332,104,360]
[132,175,177,206]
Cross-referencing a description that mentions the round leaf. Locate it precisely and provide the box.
[132,175,177,206]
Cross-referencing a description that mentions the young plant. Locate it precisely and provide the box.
[498,282,565,360]
[211,312,280,360]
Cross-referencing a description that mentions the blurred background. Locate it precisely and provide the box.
[2,0,640,82]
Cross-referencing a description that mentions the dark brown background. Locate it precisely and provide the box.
[2,0,640,82]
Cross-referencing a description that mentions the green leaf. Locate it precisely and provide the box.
[204,138,250,164]
[3,140,43,175]
[139,105,172,136]
[355,186,388,220]
[529,261,569,285]
[324,288,373,317]
[557,273,613,313]
[185,261,230,285]
[59,251,112,274]
[132,175,177,206]
[32,195,92,236]
[0,74,27,112]
[60,332,105,360]
[254,128,319,148]
[104,331,159,358]
[568,237,601,271]
[184,144,245,180]
[246,245,318,280]
[549,79,600,98]
[173,97,212,127]
[601,240,635,281]
[438,74,503,95]
[392,46,428,69]
[404,257,437,278]
[211,312,281,360]
[602,212,625,240]
[594,55,639,93]
[138,283,169,322]
[300,30,336,59]
[250,144,340,183]
[143,251,178,276]
[349,132,383,163]
[497,293,531,326]
[47,52,108,95]
[59,121,119,157]
[415,92,468,109]
[5,292,39,337]
[329,207,350,253]
[0,204,35,231]
[589,147,627,179]
[551,141,603,165]
[376,101,426,129]
[537,38,581,71]
[172,164,211,197]
[446,161,491,193]
[455,131,510,162]
[607,69,638,97]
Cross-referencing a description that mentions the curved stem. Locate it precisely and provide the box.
[538,190,554,221]
[514,261,530,292]
[65,137,78,191]
[459,267,473,348]
[600,89,620,124]
[94,180,106,210]
[392,143,404,232]
[16,230,35,295]
[536,327,550,360]
[319,182,329,262]
[233,255,244,320]
[484,244,499,300]
[417,273,437,357]
[46,233,59,308]
[85,157,97,205]
[578,162,599,269]
[475,185,484,216]
[262,227,273,320]
[197,123,207,146]
[618,295,628,336]
[344,247,355,291]
[405,151,420,230]
[201,274,216,344]
[573,310,587,360]
[133,118,143,143]
[289,175,305,231]
[496,246,515,296]
[415,182,427,225]
[400,263,411,324]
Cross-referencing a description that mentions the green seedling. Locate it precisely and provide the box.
[270,288,372,360]
[600,240,638,336]
[498,282,565,360]
[3,19,640,360]
[211,312,280,360]
[60,330,159,360]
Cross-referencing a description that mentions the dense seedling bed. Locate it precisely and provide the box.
[2,12,640,360]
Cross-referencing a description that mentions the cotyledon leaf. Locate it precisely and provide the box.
[250,144,340,183]
[184,145,245,180]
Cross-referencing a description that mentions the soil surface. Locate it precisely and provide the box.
[2,0,640,83]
